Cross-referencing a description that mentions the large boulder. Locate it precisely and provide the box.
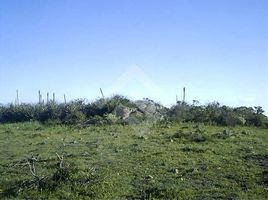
[114,104,137,119]
[112,98,167,122]
[134,98,167,120]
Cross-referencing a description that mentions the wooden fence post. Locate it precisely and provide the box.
[183,87,186,102]
[100,88,105,99]
[47,92,49,104]
[38,90,42,104]
[53,93,55,104]
[15,90,19,105]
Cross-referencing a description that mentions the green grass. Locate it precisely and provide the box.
[0,122,267,199]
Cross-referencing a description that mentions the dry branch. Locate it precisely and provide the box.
[56,153,64,168]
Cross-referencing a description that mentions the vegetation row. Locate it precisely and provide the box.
[0,95,267,128]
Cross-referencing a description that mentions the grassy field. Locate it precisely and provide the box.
[0,122,267,199]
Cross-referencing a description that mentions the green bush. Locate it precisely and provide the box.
[0,96,267,128]
[167,102,268,128]
[0,104,35,123]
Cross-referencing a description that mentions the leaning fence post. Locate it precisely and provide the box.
[100,88,105,99]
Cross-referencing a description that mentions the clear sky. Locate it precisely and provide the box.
[0,0,267,112]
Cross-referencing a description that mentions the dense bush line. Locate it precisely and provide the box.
[0,95,135,125]
[0,95,267,128]
[169,101,268,128]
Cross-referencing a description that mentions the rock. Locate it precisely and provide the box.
[170,168,179,174]
[112,98,168,122]
[114,104,137,119]
[145,175,153,179]
[134,99,167,120]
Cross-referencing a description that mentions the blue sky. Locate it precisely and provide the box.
[0,0,267,112]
